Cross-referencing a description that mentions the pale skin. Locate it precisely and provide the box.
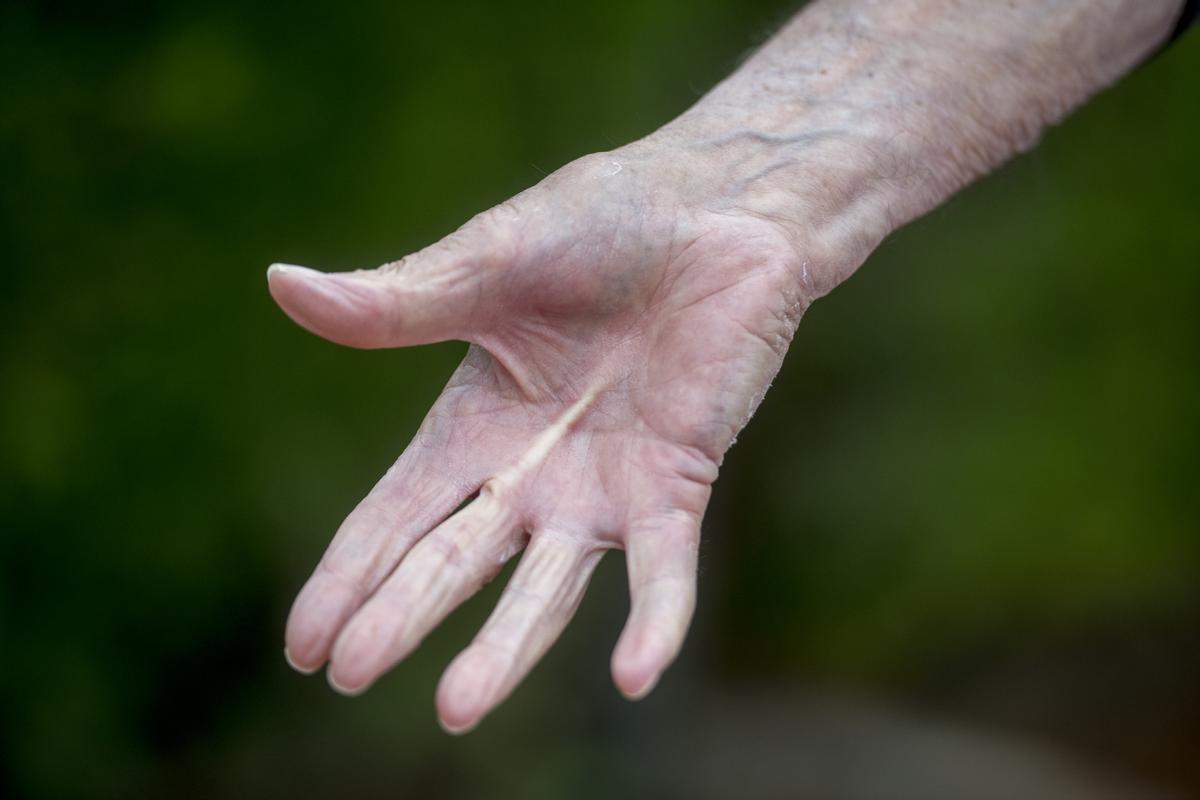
[268,0,1185,733]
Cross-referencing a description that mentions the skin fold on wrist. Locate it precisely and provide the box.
[645,109,913,300]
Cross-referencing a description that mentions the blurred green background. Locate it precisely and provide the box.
[1,1,1196,798]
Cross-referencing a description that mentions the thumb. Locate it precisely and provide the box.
[266,238,499,349]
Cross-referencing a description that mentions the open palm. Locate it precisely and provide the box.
[270,147,810,733]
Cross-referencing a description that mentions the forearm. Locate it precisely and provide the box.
[649,0,1184,296]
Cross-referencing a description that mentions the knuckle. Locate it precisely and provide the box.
[425,533,470,572]
[316,556,371,597]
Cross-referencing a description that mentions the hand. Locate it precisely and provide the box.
[273,0,1187,737]
[269,139,818,733]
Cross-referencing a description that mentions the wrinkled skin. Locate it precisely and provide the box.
[269,0,1187,737]
[269,142,816,733]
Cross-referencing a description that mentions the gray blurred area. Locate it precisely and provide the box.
[625,689,1177,800]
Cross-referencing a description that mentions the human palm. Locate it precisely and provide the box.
[270,146,810,732]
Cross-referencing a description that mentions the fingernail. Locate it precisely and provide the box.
[625,671,660,701]
[438,716,479,736]
[267,262,324,278]
[284,647,319,676]
[327,668,367,697]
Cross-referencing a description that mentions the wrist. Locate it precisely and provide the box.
[638,0,1182,298]
[641,100,906,299]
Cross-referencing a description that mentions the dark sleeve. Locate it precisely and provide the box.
[1171,0,1198,43]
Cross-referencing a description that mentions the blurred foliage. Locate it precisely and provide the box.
[1,1,1196,798]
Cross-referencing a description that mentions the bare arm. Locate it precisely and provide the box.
[269,0,1186,733]
[656,0,1185,296]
